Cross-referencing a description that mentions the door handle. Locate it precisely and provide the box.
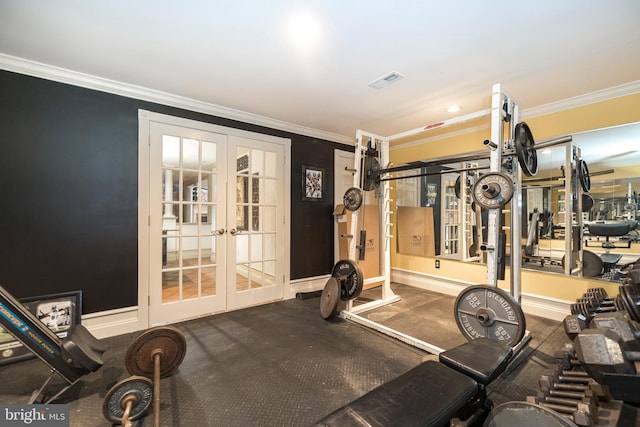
[214,228,226,235]
[229,228,241,235]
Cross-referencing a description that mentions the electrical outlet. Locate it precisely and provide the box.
[435,259,440,269]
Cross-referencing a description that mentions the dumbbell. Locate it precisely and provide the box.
[539,370,609,400]
[103,376,153,426]
[103,326,187,427]
[563,313,589,340]
[527,393,598,426]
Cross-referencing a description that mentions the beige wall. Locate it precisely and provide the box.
[390,92,640,301]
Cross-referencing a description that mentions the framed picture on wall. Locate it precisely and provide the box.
[0,290,82,366]
[302,166,324,201]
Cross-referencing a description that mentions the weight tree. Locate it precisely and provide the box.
[337,84,574,353]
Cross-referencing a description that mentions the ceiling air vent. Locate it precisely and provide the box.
[368,71,405,89]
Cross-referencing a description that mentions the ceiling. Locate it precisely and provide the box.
[1,1,639,141]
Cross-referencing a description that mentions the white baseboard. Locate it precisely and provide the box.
[81,306,145,339]
[286,275,331,299]
[391,268,571,322]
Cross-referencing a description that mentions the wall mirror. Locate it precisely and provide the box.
[397,122,640,282]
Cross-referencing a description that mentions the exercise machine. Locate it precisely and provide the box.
[0,284,105,403]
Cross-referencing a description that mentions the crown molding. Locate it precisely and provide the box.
[522,80,640,119]
[391,80,640,151]
[0,53,354,145]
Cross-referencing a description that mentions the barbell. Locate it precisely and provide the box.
[103,326,187,426]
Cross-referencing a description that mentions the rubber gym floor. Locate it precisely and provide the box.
[1,283,639,426]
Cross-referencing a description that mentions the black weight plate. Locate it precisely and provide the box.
[126,326,187,379]
[582,193,594,212]
[332,259,364,300]
[514,122,538,177]
[362,156,381,191]
[454,284,526,347]
[343,187,363,211]
[577,159,591,193]
[622,284,640,322]
[583,250,604,277]
[103,376,153,423]
[320,277,340,320]
[455,176,461,199]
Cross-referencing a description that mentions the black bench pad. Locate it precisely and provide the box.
[438,337,512,385]
[314,361,478,427]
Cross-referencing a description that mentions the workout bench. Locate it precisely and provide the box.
[585,221,638,277]
[314,337,513,427]
[0,284,106,403]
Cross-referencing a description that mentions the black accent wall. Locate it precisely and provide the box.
[0,70,351,313]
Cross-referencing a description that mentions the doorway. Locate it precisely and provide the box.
[139,111,290,326]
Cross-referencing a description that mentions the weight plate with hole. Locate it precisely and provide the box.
[577,159,591,193]
[362,156,381,191]
[514,122,538,177]
[561,250,602,277]
[472,172,514,210]
[103,376,153,424]
[125,326,187,379]
[343,187,363,211]
[320,277,340,319]
[332,259,364,301]
[454,284,526,347]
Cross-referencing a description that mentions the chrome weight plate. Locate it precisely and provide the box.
[332,259,364,301]
[472,172,514,210]
[103,376,153,424]
[343,187,363,211]
[125,326,187,379]
[454,284,526,347]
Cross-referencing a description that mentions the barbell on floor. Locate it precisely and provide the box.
[103,326,187,427]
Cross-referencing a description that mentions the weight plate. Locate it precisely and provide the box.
[582,193,594,212]
[320,277,340,319]
[577,159,591,193]
[332,259,364,300]
[103,376,153,423]
[454,176,461,199]
[514,122,538,177]
[472,172,514,210]
[362,156,381,191]
[561,251,602,277]
[454,284,526,347]
[343,187,363,211]
[582,250,604,277]
[125,326,187,379]
[622,284,640,322]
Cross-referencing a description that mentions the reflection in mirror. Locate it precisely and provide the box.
[521,122,640,282]
[393,122,639,284]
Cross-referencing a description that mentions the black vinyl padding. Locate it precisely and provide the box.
[438,337,512,385]
[314,360,478,427]
[587,222,634,237]
[61,324,106,372]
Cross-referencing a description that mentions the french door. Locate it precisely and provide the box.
[141,112,288,325]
